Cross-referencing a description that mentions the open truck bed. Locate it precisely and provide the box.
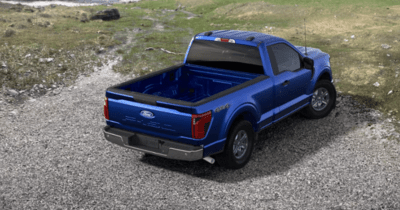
[111,63,260,104]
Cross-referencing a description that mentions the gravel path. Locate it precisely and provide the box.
[1,34,400,210]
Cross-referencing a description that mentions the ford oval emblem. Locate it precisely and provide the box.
[140,110,155,119]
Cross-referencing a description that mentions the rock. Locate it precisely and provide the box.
[23,7,35,13]
[351,35,355,39]
[1,62,6,68]
[90,9,120,21]
[39,84,44,89]
[4,29,16,37]
[344,39,348,42]
[7,89,19,96]
[142,67,148,71]
[58,64,62,67]
[9,23,15,27]
[52,88,62,95]
[373,82,380,87]
[24,71,31,77]
[10,110,18,116]
[25,54,31,58]
[70,54,75,58]
[38,22,47,27]
[98,47,105,53]
[388,90,393,95]
[387,54,390,57]
[145,47,154,51]
[381,44,391,49]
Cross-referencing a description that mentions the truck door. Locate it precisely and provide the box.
[267,43,312,121]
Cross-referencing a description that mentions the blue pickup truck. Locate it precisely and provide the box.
[103,30,336,169]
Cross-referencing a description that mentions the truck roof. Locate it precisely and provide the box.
[196,30,285,45]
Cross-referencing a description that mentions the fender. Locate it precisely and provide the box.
[223,103,259,140]
[307,67,332,94]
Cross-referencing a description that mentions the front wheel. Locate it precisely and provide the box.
[214,120,255,169]
[301,80,336,119]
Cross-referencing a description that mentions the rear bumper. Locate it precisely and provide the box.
[103,125,203,161]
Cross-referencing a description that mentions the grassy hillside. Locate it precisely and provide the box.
[1,0,399,138]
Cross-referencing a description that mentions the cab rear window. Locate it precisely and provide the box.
[186,40,264,75]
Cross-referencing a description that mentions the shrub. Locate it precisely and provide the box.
[4,29,16,37]
[39,13,52,18]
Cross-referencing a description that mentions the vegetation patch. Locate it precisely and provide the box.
[1,0,400,135]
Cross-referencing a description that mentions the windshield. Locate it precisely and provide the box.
[186,39,264,75]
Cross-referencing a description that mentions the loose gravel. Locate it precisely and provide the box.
[1,39,400,210]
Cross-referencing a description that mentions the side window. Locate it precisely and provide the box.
[268,43,301,75]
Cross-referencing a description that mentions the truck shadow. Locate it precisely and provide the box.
[138,95,386,182]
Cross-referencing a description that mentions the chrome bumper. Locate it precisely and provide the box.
[103,125,203,161]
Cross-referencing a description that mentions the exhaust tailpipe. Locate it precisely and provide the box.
[203,156,215,164]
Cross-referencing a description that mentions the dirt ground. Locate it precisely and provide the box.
[1,1,400,209]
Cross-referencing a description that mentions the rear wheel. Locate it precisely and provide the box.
[215,120,255,169]
[301,80,336,119]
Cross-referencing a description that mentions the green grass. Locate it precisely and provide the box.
[1,0,400,137]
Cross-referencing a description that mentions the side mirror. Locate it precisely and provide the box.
[303,57,314,70]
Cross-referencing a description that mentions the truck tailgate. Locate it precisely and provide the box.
[106,93,193,141]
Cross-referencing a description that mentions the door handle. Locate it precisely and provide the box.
[282,80,290,86]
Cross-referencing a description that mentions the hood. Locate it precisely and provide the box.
[295,46,329,60]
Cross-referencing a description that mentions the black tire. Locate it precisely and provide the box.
[300,80,336,119]
[214,120,255,169]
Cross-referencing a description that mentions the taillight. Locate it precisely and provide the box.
[104,97,109,120]
[191,111,212,139]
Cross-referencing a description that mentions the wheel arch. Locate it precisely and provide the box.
[317,70,332,82]
[224,105,258,141]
